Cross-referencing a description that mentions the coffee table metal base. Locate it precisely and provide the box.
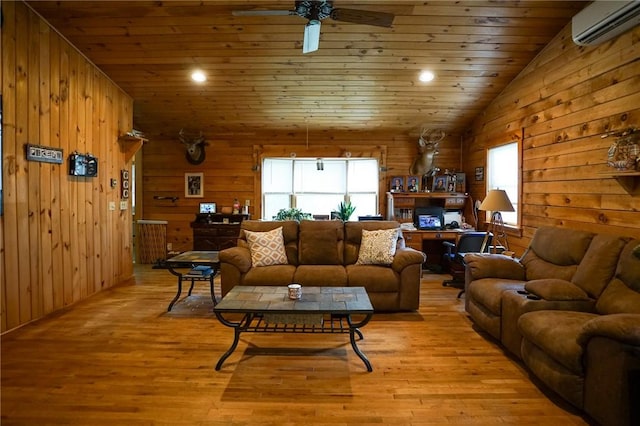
[214,312,373,371]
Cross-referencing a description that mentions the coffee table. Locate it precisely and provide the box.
[213,286,374,371]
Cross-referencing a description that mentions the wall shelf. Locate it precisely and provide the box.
[118,134,147,162]
[601,171,640,195]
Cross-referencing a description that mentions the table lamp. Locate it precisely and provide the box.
[479,189,515,253]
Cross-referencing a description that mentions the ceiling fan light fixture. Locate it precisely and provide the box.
[191,70,207,83]
[419,70,435,82]
[303,20,321,54]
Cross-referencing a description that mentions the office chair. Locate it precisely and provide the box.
[442,231,492,298]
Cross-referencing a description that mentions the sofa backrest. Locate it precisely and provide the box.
[520,226,594,281]
[343,221,401,265]
[239,220,300,265]
[298,220,344,265]
[571,234,630,299]
[595,239,640,315]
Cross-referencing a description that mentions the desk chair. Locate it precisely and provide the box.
[442,231,492,298]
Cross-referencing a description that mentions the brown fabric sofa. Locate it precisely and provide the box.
[219,220,426,312]
[464,226,640,426]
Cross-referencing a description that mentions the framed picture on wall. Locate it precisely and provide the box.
[455,172,466,193]
[390,176,405,192]
[432,175,448,192]
[185,172,204,198]
[407,176,420,192]
[475,167,484,181]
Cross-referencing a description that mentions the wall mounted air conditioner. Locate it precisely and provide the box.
[572,1,640,45]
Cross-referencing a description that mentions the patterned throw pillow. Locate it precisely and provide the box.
[245,227,288,267]
[356,228,399,265]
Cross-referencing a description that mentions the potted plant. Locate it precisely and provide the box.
[273,208,312,222]
[336,201,356,221]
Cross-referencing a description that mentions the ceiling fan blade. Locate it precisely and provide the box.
[330,8,395,27]
[232,9,294,17]
[303,20,321,54]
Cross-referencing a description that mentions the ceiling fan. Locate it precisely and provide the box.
[232,1,395,54]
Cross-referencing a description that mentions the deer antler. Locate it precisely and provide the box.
[418,128,445,146]
[179,129,206,146]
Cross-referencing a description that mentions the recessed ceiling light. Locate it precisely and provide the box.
[191,70,206,83]
[419,70,435,82]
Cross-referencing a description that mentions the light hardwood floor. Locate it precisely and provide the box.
[1,266,590,425]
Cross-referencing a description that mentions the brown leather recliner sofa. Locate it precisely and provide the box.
[219,220,426,312]
[464,226,640,426]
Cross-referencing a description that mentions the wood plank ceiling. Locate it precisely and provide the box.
[27,1,587,139]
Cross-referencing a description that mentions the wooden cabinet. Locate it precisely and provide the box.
[191,213,249,251]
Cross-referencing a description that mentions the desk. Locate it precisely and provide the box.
[402,229,466,271]
[165,251,220,311]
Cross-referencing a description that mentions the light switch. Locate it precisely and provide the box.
[109,201,116,211]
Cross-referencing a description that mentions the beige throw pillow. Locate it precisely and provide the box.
[356,228,398,265]
[245,227,288,267]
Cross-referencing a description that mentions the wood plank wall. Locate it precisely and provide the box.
[140,131,463,253]
[462,25,640,255]
[1,2,135,333]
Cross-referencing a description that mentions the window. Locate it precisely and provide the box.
[262,158,379,220]
[486,142,519,226]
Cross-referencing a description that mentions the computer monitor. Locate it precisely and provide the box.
[199,202,216,214]
[418,214,442,230]
[414,206,444,230]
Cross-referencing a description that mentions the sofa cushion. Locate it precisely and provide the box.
[571,234,628,298]
[346,264,399,292]
[518,310,597,375]
[344,221,401,265]
[524,279,591,301]
[298,221,342,265]
[596,279,640,315]
[293,265,347,286]
[520,227,593,281]
[595,239,640,315]
[245,227,288,267]
[618,239,640,292]
[356,228,399,265]
[243,264,296,286]
[241,220,300,265]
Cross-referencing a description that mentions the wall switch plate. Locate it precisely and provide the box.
[108,201,116,211]
[120,201,128,210]
[167,243,173,251]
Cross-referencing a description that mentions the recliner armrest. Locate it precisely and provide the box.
[464,253,525,281]
[577,313,640,348]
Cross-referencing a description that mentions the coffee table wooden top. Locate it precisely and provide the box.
[214,286,373,315]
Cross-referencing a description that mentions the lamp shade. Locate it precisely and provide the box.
[479,189,514,212]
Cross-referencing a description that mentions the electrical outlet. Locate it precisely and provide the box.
[167,243,173,251]
[120,201,128,210]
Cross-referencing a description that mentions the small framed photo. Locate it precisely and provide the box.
[455,172,466,193]
[432,175,448,192]
[390,176,405,192]
[185,172,204,198]
[407,176,420,192]
[475,167,484,181]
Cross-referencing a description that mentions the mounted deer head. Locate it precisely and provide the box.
[179,129,209,165]
[409,128,445,176]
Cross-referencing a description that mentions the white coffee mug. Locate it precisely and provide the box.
[288,283,302,300]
